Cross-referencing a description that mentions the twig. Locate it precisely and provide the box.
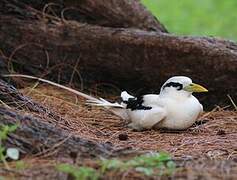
[0,99,11,109]
[227,94,237,111]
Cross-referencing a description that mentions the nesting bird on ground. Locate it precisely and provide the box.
[4,74,207,131]
[86,76,208,131]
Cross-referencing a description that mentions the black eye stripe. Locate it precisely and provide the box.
[163,82,183,90]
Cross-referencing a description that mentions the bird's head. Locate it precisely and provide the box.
[160,76,208,98]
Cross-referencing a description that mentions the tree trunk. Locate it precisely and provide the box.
[0,0,236,107]
[0,79,64,120]
[0,0,167,32]
[0,106,116,158]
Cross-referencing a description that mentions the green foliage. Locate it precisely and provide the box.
[15,160,28,170]
[56,164,99,180]
[0,146,5,162]
[0,124,18,141]
[100,158,123,173]
[141,0,237,41]
[0,124,18,168]
[56,152,176,178]
[100,152,176,176]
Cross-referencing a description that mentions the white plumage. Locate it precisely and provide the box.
[87,76,208,131]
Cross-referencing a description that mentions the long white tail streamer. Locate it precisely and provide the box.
[2,74,98,101]
[2,74,125,110]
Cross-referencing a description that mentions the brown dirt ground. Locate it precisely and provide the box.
[1,85,237,179]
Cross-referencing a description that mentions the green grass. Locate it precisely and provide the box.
[141,0,237,41]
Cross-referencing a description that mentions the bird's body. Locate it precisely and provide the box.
[87,76,208,131]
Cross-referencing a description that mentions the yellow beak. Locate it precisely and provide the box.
[183,83,208,93]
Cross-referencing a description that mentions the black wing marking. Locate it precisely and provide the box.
[123,96,152,111]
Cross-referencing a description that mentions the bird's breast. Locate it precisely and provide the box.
[158,97,202,130]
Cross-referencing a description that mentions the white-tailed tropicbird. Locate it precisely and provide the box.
[2,74,208,131]
[87,76,208,130]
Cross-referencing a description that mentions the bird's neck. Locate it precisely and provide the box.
[160,89,191,101]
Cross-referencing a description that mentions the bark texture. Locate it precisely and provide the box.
[0,0,237,107]
[0,79,63,120]
[1,17,236,107]
[0,0,167,32]
[0,106,116,158]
